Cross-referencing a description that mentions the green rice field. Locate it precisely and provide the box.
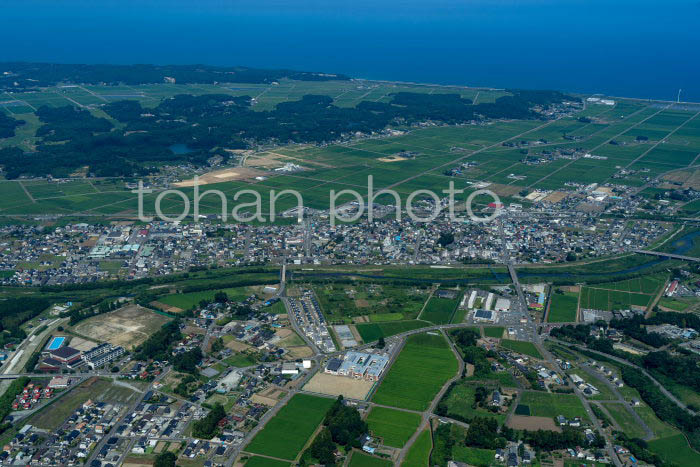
[245,394,335,460]
[365,406,421,448]
[373,333,458,411]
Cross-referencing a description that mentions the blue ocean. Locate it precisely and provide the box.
[2,0,699,101]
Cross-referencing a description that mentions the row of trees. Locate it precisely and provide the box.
[0,62,348,91]
[0,297,50,340]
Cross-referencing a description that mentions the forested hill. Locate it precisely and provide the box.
[0,89,576,179]
[0,62,349,90]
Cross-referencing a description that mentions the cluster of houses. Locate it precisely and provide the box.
[288,290,336,353]
[569,374,600,397]
[11,383,53,411]
[6,399,125,465]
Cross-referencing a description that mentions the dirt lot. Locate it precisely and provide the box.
[250,387,287,406]
[225,340,254,352]
[174,166,269,187]
[68,336,99,352]
[489,183,524,197]
[507,415,561,432]
[150,300,183,314]
[286,345,314,359]
[72,304,171,350]
[303,372,375,400]
[543,191,569,203]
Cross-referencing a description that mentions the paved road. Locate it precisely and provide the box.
[552,339,696,415]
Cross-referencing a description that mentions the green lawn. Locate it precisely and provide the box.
[401,428,432,467]
[519,391,589,421]
[500,339,543,359]
[648,434,700,465]
[548,290,579,323]
[245,394,335,460]
[366,406,421,448]
[483,326,504,338]
[373,333,458,411]
[224,352,258,367]
[244,457,291,467]
[348,451,393,467]
[452,446,496,466]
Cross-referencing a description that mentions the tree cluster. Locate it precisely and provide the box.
[0,112,24,139]
[0,89,575,179]
[0,62,348,91]
[134,320,182,361]
[0,297,50,340]
[191,403,226,439]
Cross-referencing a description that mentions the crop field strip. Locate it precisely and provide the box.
[244,393,335,461]
[372,332,458,411]
[365,406,422,448]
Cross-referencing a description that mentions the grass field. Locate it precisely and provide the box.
[348,451,393,467]
[601,402,647,439]
[401,428,432,467]
[373,333,458,411]
[483,326,504,338]
[439,380,507,424]
[355,320,431,342]
[365,406,421,448]
[578,274,666,312]
[634,405,681,439]
[420,294,460,324]
[648,434,700,465]
[519,391,589,421]
[157,286,251,309]
[500,339,543,359]
[245,394,335,460]
[452,446,496,466]
[244,457,291,467]
[224,352,258,367]
[548,290,579,323]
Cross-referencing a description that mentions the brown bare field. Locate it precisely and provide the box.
[69,336,99,352]
[150,300,183,314]
[72,304,171,350]
[507,415,561,432]
[275,328,293,339]
[561,285,581,293]
[377,154,408,162]
[226,340,254,352]
[286,346,314,359]
[303,372,374,399]
[355,299,370,308]
[544,191,569,203]
[250,394,279,406]
[349,325,363,344]
[174,166,269,187]
[489,183,524,197]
